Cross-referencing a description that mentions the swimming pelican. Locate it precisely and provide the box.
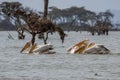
[84,44,110,54]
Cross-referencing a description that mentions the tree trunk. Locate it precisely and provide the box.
[44,0,49,18]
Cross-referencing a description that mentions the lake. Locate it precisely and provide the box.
[0,31,120,80]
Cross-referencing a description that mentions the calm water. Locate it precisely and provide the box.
[0,31,120,80]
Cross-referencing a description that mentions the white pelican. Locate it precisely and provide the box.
[84,44,110,54]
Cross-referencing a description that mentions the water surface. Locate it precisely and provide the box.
[0,31,120,80]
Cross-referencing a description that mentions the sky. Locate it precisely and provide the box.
[0,0,120,12]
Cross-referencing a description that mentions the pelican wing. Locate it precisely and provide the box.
[67,39,89,52]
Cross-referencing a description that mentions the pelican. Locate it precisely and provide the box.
[84,44,110,54]
[67,39,89,54]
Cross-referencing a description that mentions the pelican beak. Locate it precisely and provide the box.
[29,43,37,53]
[20,41,31,53]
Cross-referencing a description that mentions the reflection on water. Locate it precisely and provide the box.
[0,31,120,80]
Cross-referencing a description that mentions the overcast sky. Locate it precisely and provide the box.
[0,0,120,12]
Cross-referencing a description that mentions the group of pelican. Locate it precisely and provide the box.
[20,39,110,54]
[20,42,55,54]
[67,39,110,54]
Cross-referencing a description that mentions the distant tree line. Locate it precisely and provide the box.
[48,6,115,35]
[0,1,119,35]
[0,15,14,30]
